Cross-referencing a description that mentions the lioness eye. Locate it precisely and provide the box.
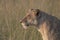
[27,15,31,19]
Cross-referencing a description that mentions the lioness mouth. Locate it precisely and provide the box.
[21,23,28,29]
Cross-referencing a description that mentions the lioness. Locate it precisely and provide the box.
[20,9,60,40]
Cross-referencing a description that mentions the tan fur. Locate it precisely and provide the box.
[38,22,49,40]
[20,9,60,40]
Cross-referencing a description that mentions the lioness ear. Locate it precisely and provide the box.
[28,9,40,16]
[35,9,40,16]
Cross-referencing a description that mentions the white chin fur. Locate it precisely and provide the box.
[21,23,27,29]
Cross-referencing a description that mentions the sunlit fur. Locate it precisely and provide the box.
[20,9,60,40]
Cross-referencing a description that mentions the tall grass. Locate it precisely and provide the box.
[0,0,60,40]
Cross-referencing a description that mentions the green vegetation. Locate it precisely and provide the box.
[0,0,60,40]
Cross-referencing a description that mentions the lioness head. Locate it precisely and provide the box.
[20,9,40,29]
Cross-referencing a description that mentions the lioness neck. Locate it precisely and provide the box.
[38,22,49,40]
[38,22,54,40]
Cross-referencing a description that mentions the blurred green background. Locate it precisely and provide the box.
[0,0,60,40]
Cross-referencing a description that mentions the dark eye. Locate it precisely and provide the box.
[27,16,31,20]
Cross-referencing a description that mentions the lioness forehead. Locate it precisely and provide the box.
[20,9,40,23]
